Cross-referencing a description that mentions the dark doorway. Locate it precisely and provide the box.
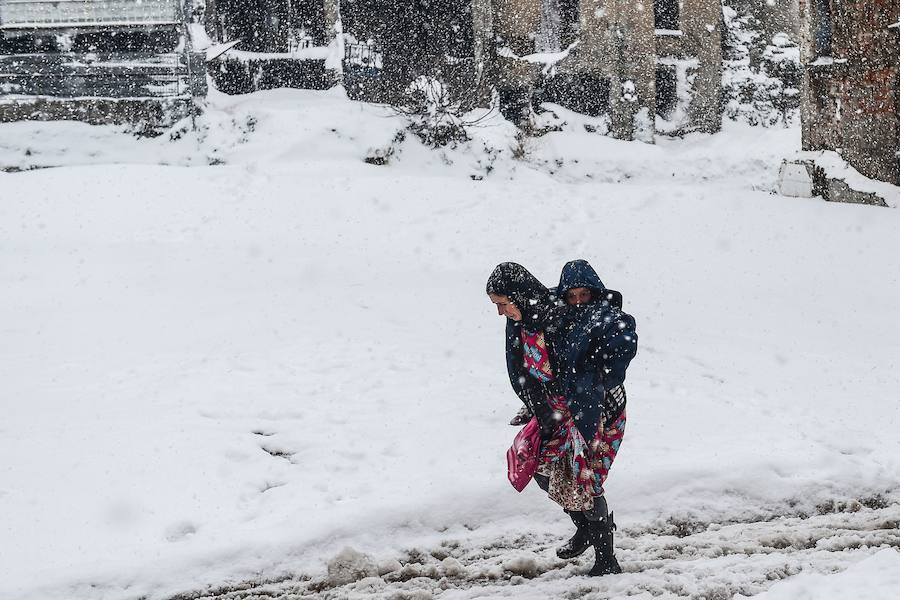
[655,65,677,118]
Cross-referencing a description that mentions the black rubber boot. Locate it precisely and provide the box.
[587,511,622,576]
[557,511,591,559]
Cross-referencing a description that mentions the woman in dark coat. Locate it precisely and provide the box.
[486,262,638,576]
[554,259,632,437]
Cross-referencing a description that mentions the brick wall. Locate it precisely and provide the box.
[801,0,900,184]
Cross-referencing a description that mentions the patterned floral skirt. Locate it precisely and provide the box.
[537,393,626,512]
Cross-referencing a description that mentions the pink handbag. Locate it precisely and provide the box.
[507,416,541,492]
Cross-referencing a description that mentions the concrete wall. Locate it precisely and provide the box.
[603,0,657,138]
[670,0,724,133]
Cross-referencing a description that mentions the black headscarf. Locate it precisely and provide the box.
[486,262,558,331]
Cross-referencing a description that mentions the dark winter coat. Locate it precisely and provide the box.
[553,302,637,440]
[553,260,637,440]
[486,263,563,437]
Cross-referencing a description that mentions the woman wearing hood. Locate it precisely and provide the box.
[486,262,638,577]
[557,258,623,310]
[551,259,636,574]
[486,263,563,442]
[555,258,632,429]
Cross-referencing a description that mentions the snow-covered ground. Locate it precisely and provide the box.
[2,90,899,600]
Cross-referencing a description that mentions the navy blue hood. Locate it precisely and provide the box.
[557,259,623,309]
[557,259,606,299]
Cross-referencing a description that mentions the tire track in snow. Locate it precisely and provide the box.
[168,499,900,600]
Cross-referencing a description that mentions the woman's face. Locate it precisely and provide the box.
[489,293,523,322]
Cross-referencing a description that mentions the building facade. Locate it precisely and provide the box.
[0,0,206,126]
[332,1,727,138]
[799,0,900,185]
[486,0,724,138]
[1,0,730,138]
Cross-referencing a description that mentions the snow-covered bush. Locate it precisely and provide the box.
[722,5,801,128]
[394,76,472,148]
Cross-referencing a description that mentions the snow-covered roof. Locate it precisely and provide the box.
[0,0,180,30]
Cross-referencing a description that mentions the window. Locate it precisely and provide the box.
[559,0,580,47]
[654,0,679,31]
[814,0,833,56]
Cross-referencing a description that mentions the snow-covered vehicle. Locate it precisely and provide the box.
[0,0,206,127]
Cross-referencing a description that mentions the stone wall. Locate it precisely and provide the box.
[657,0,724,133]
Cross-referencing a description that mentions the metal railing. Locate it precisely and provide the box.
[344,42,382,70]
